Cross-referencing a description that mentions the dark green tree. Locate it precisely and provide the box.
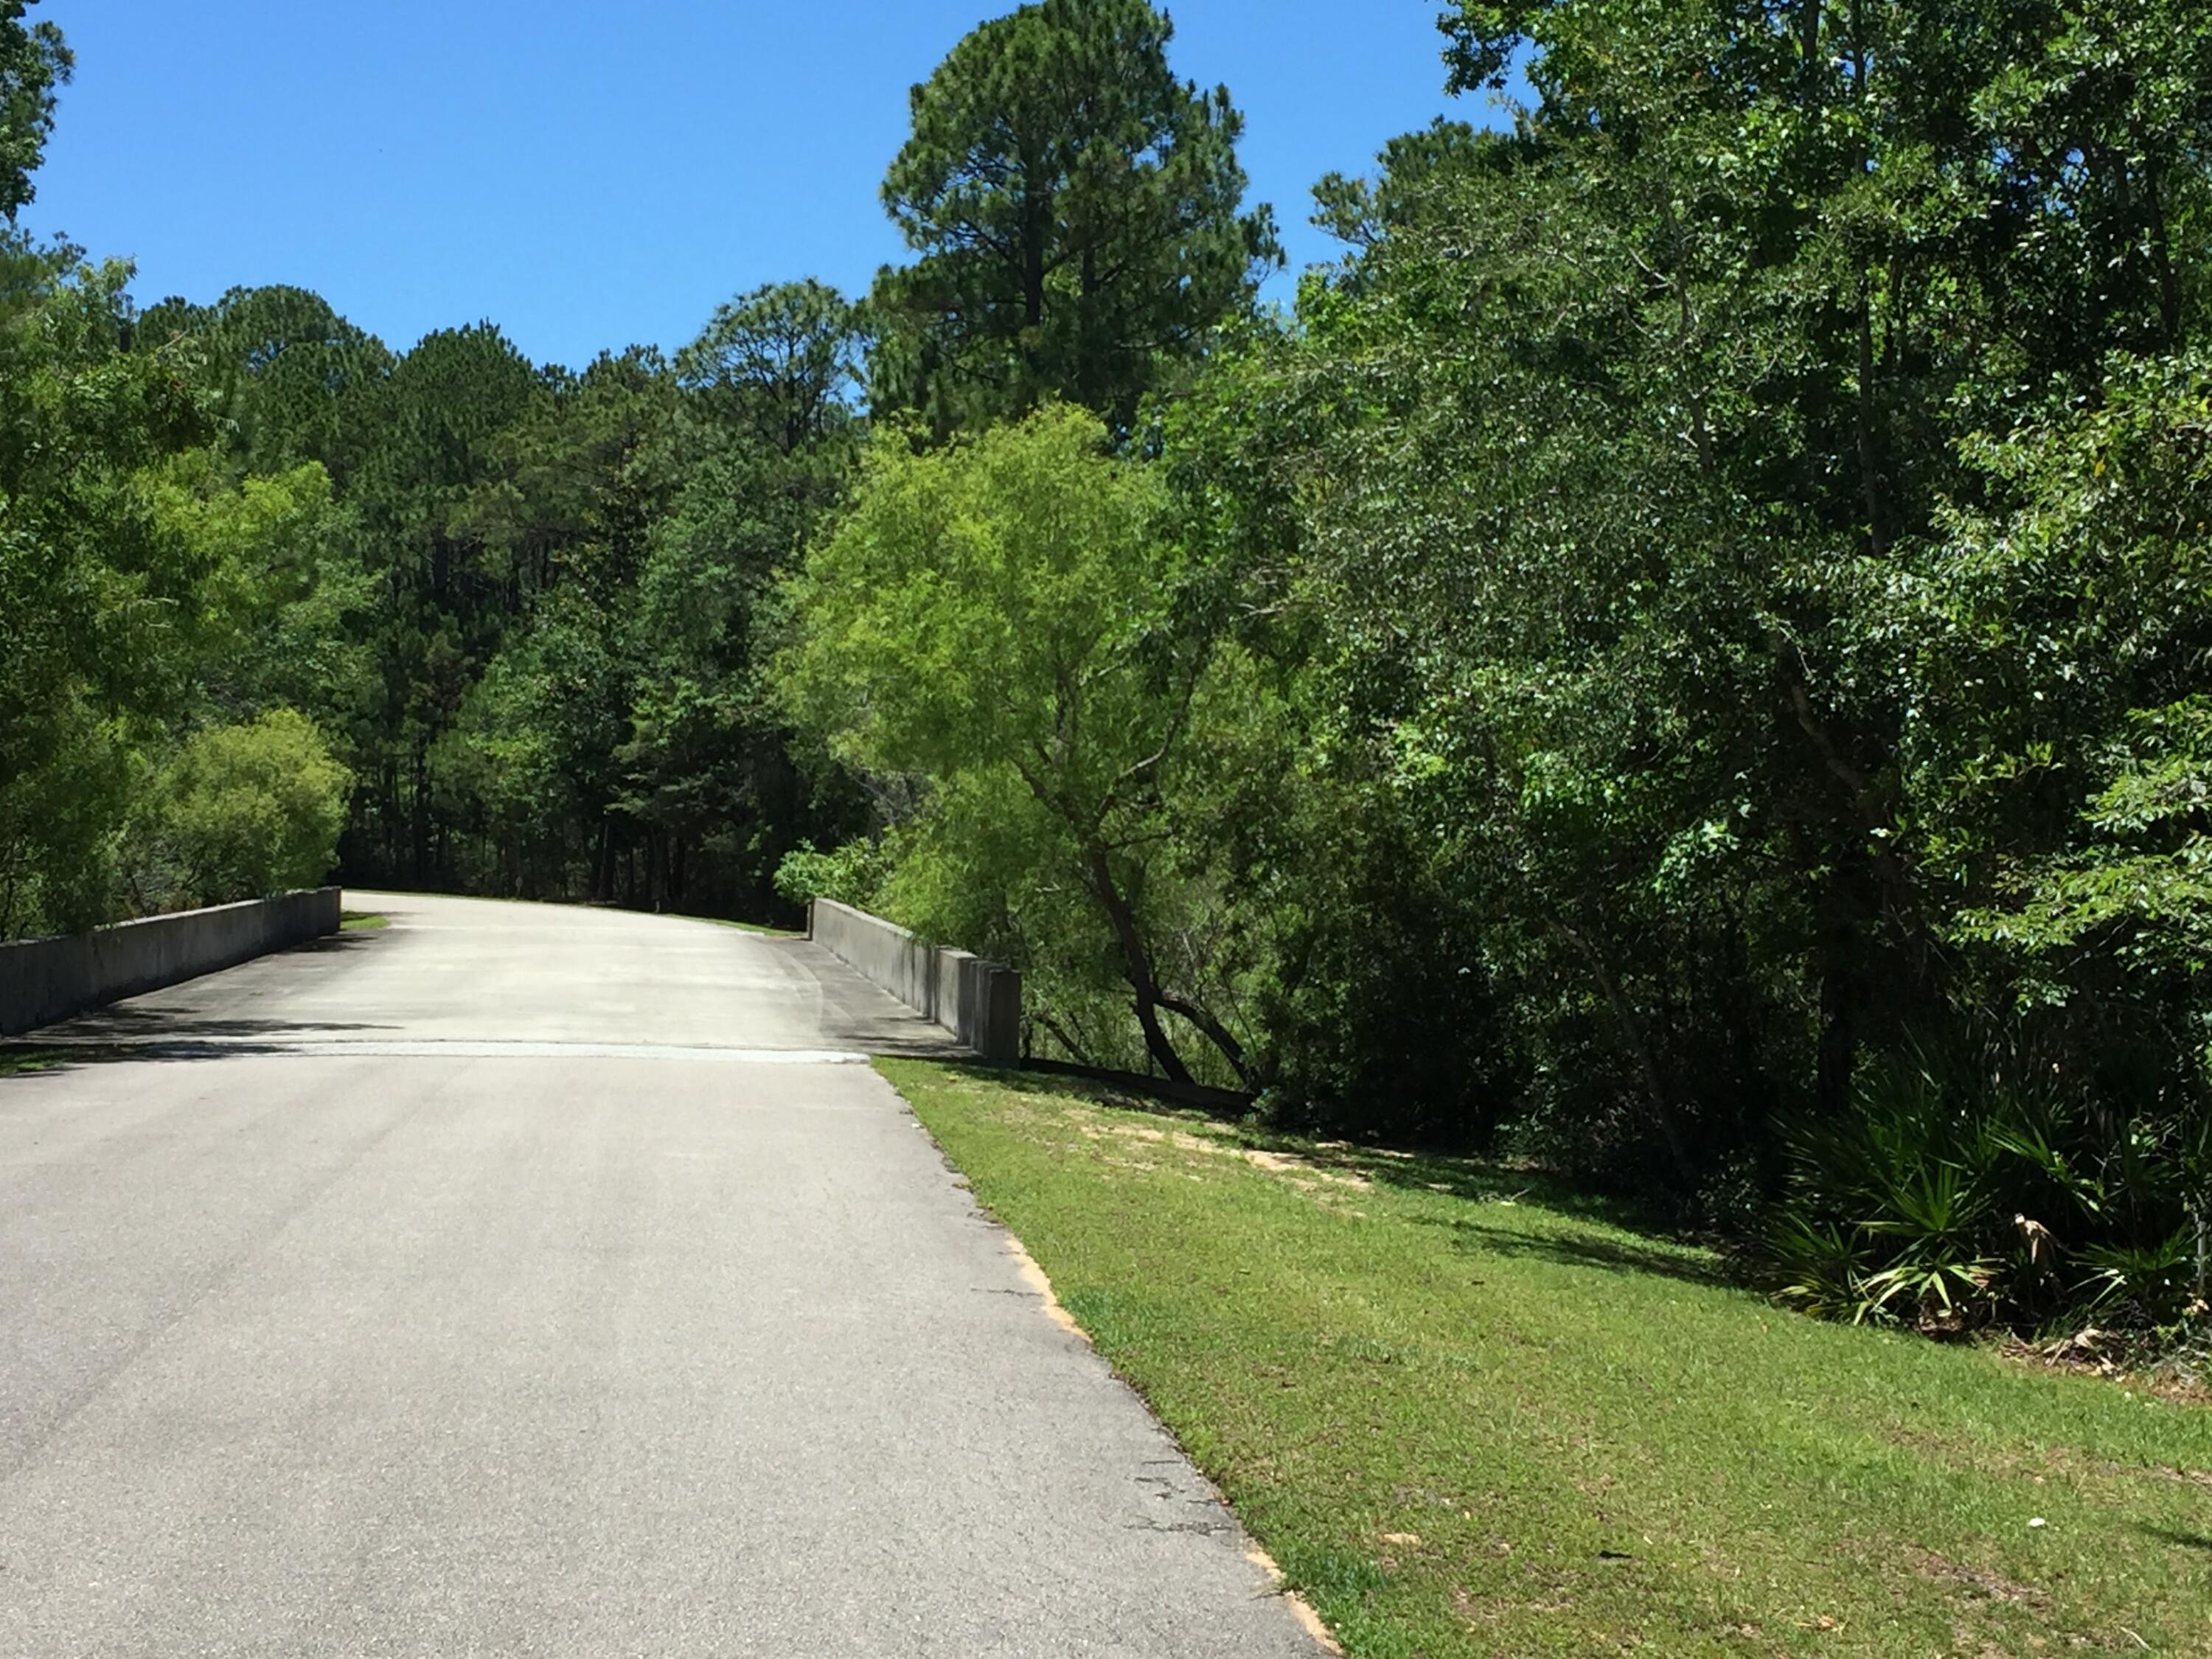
[678,279,861,455]
[870,0,1279,434]
[347,324,545,882]
[0,0,67,223]
[621,282,872,916]
[1310,118,1489,254]
[438,348,679,900]
[135,286,395,485]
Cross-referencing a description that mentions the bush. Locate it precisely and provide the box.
[1762,1031,2211,1343]
[772,838,888,913]
[137,710,351,908]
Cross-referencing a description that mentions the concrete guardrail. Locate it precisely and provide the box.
[810,898,1020,1064]
[0,888,343,1037]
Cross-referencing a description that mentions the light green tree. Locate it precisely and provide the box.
[136,710,352,907]
[148,453,371,734]
[0,248,207,938]
[782,406,1275,1085]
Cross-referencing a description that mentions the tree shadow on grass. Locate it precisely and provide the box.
[1412,1213,1728,1290]
[2138,1525,2212,1552]
[937,1060,1724,1274]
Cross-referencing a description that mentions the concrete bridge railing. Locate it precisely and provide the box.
[0,888,343,1037]
[809,899,1020,1064]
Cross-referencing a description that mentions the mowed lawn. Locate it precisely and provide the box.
[880,1061,2212,1658]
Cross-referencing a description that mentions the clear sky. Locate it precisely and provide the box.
[26,1,1487,369]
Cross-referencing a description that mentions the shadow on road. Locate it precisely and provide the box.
[767,938,973,1059]
[289,931,385,955]
[50,1009,397,1043]
[4,928,404,1070]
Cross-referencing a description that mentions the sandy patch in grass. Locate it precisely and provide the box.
[1072,1117,1371,1206]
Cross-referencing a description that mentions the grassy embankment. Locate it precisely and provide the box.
[689,914,801,936]
[880,1060,2212,1658]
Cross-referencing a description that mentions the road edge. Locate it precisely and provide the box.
[878,1061,1346,1658]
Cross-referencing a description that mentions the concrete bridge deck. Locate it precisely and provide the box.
[0,893,1321,1657]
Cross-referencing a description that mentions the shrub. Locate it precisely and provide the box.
[1763,1031,2211,1342]
[772,838,889,913]
[138,710,351,908]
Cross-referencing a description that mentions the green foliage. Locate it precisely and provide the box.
[1766,1035,2211,1338]
[1116,0,2212,1223]
[0,0,67,223]
[783,406,1281,1085]
[1309,118,1486,252]
[677,279,860,454]
[1910,356,2212,998]
[619,283,872,917]
[894,1060,2212,1655]
[772,840,888,912]
[1745,354,2212,1336]
[121,270,870,922]
[13,0,2212,1359]
[0,25,420,939]
[147,452,371,731]
[134,710,351,907]
[134,285,395,484]
[0,241,208,937]
[871,0,1279,434]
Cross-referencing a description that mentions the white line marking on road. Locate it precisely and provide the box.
[15,1040,874,1065]
[290,1041,874,1063]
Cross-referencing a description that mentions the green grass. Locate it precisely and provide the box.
[340,892,801,936]
[681,913,801,936]
[340,910,390,931]
[880,1060,2212,1658]
[0,1047,69,1078]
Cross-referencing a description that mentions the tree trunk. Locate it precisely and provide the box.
[1815,898,1861,1120]
[1081,842,1194,1085]
[409,742,430,884]
[592,816,616,902]
[1155,991,1265,1092]
[1857,291,1888,558]
[2144,157,2183,347]
[1554,921,1698,1190]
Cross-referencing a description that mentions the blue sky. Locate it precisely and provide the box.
[27,1,1489,369]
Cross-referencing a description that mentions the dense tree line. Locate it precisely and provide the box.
[4,0,2208,1342]
[784,0,2212,1343]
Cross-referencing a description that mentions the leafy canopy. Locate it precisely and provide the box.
[140,710,352,906]
[783,406,1275,1086]
[0,0,66,223]
[871,0,1280,434]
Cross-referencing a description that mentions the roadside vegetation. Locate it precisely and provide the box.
[688,915,800,937]
[0,1047,65,1079]
[4,0,2209,1349]
[887,1060,2212,1658]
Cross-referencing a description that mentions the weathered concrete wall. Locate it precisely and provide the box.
[0,888,343,1037]
[810,899,1020,1064]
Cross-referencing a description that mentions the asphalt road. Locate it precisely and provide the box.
[0,894,1323,1658]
